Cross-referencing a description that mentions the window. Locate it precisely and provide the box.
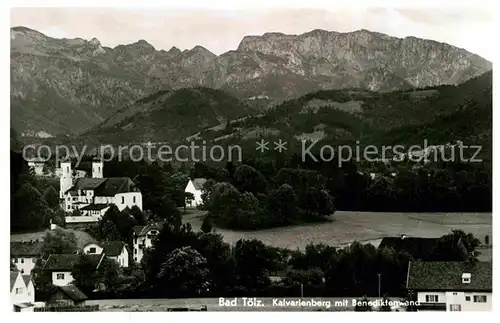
[473,295,487,303]
[121,196,125,204]
[21,259,24,264]
[465,296,471,301]
[89,247,96,254]
[134,249,137,254]
[133,196,136,203]
[15,287,24,294]
[14,258,18,263]
[56,273,65,280]
[21,269,24,274]
[134,238,137,244]
[425,295,439,302]
[453,292,458,295]
[134,257,137,262]
[449,304,461,311]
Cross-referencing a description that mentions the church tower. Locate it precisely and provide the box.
[60,161,73,199]
[92,160,103,178]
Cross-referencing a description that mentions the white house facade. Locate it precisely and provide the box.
[185,178,207,208]
[60,160,143,224]
[43,254,104,286]
[407,261,492,311]
[11,241,42,275]
[10,271,35,312]
[83,241,129,268]
[131,223,163,263]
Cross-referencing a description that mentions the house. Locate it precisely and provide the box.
[83,241,129,267]
[11,240,42,274]
[48,285,88,307]
[184,178,207,207]
[60,159,143,224]
[42,254,104,286]
[406,261,492,311]
[27,157,46,176]
[379,236,440,260]
[131,223,163,263]
[10,271,35,312]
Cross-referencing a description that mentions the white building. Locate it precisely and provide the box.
[184,178,207,208]
[11,241,42,274]
[42,254,104,286]
[10,271,35,312]
[131,223,163,263]
[60,160,142,224]
[407,261,492,311]
[83,241,129,268]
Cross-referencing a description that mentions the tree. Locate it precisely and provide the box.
[72,254,121,294]
[184,192,195,211]
[354,296,372,311]
[115,208,138,240]
[129,205,147,226]
[51,208,66,228]
[200,216,213,233]
[232,165,268,195]
[10,260,18,271]
[41,228,78,258]
[233,239,276,290]
[266,184,298,224]
[11,183,52,232]
[95,205,122,241]
[157,246,210,297]
[43,186,60,209]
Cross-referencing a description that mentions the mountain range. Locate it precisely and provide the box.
[11,26,492,138]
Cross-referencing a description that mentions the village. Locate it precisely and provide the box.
[10,156,492,312]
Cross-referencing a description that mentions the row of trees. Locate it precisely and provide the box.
[200,165,336,230]
[127,220,481,299]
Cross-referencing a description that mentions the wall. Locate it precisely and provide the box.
[118,247,129,268]
[114,192,143,211]
[446,291,492,311]
[83,243,104,255]
[11,273,31,307]
[12,257,37,274]
[65,215,100,224]
[185,181,202,207]
[52,271,74,286]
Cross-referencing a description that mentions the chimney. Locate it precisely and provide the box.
[462,273,471,284]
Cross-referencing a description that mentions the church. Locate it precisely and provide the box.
[60,160,143,224]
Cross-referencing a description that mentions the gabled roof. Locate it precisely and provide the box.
[407,261,492,291]
[11,241,43,257]
[57,285,88,301]
[68,178,107,192]
[379,236,439,260]
[22,275,32,286]
[65,177,140,196]
[10,271,19,291]
[132,222,163,237]
[101,241,126,257]
[43,254,103,271]
[94,177,140,196]
[80,204,110,211]
[191,178,207,191]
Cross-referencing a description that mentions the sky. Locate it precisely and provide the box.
[10,7,494,60]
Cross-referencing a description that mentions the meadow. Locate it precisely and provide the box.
[183,210,492,251]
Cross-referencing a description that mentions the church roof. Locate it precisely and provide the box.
[65,177,140,196]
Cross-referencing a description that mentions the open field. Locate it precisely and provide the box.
[183,210,492,251]
[10,228,96,248]
[88,297,406,312]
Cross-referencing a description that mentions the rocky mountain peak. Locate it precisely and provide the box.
[89,37,101,46]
